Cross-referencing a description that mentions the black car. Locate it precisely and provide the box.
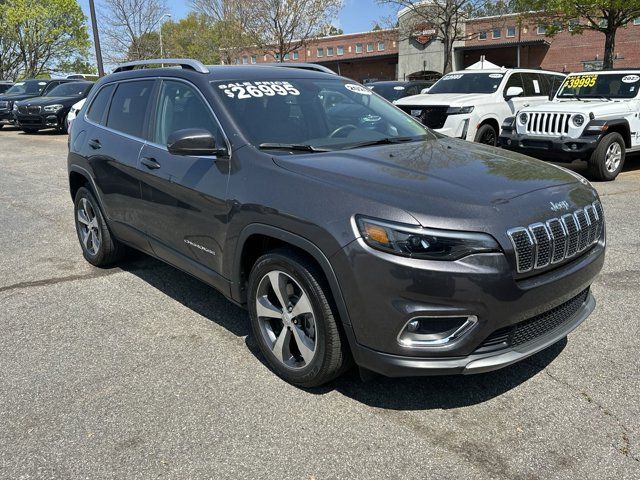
[67,59,605,387]
[15,81,93,133]
[0,78,75,129]
[367,80,436,102]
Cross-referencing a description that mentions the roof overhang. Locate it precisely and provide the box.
[456,39,550,52]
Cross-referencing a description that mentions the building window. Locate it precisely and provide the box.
[274,53,280,61]
[378,41,385,51]
[284,53,290,60]
[317,48,324,58]
[337,45,344,55]
[366,42,374,52]
[293,51,299,60]
[634,18,640,25]
[355,43,363,53]
[479,30,487,40]
[251,55,256,64]
[569,19,579,31]
[537,25,547,35]
[327,47,334,56]
[242,56,248,65]
[506,26,516,37]
[492,28,501,39]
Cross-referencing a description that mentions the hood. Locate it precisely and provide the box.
[395,93,491,107]
[15,96,79,108]
[272,137,594,233]
[0,93,41,103]
[522,99,633,116]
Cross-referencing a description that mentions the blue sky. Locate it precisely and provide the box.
[77,0,398,34]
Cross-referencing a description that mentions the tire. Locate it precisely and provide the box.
[73,186,125,267]
[588,132,625,181]
[474,123,498,146]
[247,249,349,387]
[0,124,4,130]
[22,128,38,134]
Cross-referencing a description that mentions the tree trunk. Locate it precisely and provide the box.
[442,36,454,74]
[603,29,616,70]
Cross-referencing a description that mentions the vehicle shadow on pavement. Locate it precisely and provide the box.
[122,253,566,409]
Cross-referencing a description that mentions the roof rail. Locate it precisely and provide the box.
[113,59,209,74]
[258,62,337,75]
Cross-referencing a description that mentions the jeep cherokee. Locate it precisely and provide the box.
[67,59,605,387]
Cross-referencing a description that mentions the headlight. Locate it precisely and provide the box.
[12,103,18,111]
[43,104,63,113]
[573,114,585,127]
[356,217,500,260]
[446,106,474,115]
[518,112,528,125]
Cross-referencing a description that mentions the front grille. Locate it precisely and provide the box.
[398,105,449,129]
[0,101,7,109]
[475,288,590,353]
[507,201,604,274]
[524,112,571,135]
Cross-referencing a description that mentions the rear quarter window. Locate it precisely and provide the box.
[87,84,115,125]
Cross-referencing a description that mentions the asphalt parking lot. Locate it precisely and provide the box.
[0,127,638,479]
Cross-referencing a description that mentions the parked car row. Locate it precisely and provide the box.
[0,78,94,134]
[393,67,640,181]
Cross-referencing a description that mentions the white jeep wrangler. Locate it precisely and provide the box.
[500,70,640,180]
[394,68,566,146]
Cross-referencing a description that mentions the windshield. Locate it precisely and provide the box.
[5,80,47,95]
[47,82,92,97]
[369,83,409,101]
[556,73,640,99]
[428,73,504,94]
[211,78,431,151]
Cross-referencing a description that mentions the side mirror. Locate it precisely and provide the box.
[505,86,524,100]
[421,87,430,94]
[167,128,226,156]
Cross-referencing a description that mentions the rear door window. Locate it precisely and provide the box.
[106,80,154,138]
[87,84,115,125]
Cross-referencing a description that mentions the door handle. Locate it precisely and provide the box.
[88,139,101,150]
[141,157,161,170]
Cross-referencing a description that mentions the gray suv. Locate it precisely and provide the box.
[67,59,605,387]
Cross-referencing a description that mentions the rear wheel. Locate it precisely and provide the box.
[588,132,625,181]
[74,187,125,267]
[474,124,498,146]
[248,250,348,387]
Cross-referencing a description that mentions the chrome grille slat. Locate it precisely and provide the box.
[509,201,604,273]
[524,112,571,135]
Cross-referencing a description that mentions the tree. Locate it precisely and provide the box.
[99,0,169,63]
[0,1,23,81]
[245,0,344,62]
[378,0,510,74]
[514,0,640,69]
[189,0,254,64]
[56,58,97,75]
[160,13,222,64]
[2,0,90,79]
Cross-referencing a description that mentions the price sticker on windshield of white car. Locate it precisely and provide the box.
[218,81,300,99]
[564,74,598,89]
[442,74,463,80]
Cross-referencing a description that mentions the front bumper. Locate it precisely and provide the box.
[499,130,601,161]
[16,112,64,130]
[332,234,604,377]
[0,110,15,124]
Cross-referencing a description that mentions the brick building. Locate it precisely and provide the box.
[460,14,640,72]
[233,29,399,83]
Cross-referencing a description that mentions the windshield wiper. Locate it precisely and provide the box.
[561,93,583,101]
[339,136,421,150]
[258,143,331,153]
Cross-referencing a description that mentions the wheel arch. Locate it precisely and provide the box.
[603,119,631,148]
[478,117,500,134]
[231,224,352,327]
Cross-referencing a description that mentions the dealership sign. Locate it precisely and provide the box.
[412,24,437,45]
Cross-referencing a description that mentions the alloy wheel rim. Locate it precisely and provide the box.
[255,270,317,369]
[605,142,622,173]
[77,197,101,255]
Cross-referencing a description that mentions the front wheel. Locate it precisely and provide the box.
[474,124,498,146]
[588,132,625,181]
[247,250,349,387]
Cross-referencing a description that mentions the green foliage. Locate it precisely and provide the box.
[161,13,222,64]
[2,0,91,79]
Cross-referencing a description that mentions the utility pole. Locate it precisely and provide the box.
[158,13,171,67]
[88,0,104,77]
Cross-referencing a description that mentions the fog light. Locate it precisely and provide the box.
[507,139,512,145]
[398,315,478,347]
[571,143,577,150]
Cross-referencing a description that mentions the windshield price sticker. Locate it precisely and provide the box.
[345,84,372,95]
[489,73,504,78]
[218,81,300,99]
[442,74,463,80]
[564,74,597,89]
[622,75,640,83]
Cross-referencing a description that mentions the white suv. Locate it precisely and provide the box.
[395,68,566,146]
[500,70,640,180]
